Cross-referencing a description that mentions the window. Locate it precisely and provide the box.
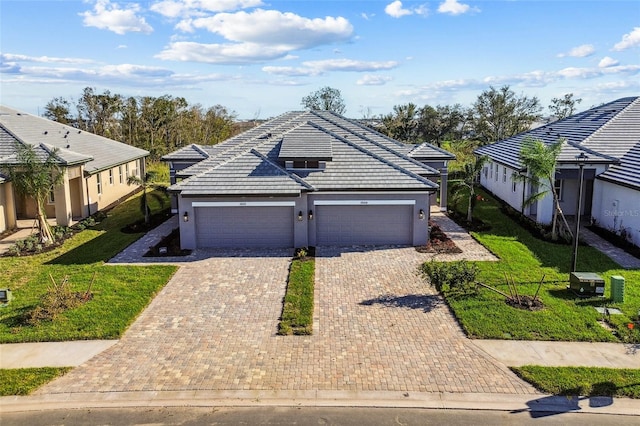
[483,166,488,179]
[512,180,517,193]
[489,163,493,179]
[494,163,499,181]
[502,167,507,183]
[97,173,102,195]
[125,163,130,177]
[291,160,320,169]
[48,190,55,204]
[554,179,563,200]
[109,169,114,185]
[119,166,123,184]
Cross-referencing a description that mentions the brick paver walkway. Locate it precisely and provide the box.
[39,246,536,396]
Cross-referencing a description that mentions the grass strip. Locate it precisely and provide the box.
[0,367,71,396]
[512,366,640,399]
[278,258,315,335]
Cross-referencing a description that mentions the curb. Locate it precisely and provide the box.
[2,390,640,416]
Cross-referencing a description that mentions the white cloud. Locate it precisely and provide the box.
[81,0,153,35]
[384,1,413,18]
[303,58,398,72]
[183,9,352,45]
[613,27,640,51]
[156,41,291,64]
[159,9,353,64]
[357,74,392,86]
[150,0,264,19]
[262,59,398,76]
[557,44,595,58]
[1,53,94,65]
[361,12,374,20]
[598,56,619,68]
[438,0,472,16]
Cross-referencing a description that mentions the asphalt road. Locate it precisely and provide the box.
[2,406,639,425]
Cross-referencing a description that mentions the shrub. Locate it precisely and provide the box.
[421,260,479,296]
[27,276,82,325]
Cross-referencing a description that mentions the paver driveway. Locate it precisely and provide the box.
[39,247,536,395]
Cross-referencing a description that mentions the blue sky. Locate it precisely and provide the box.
[1,0,639,119]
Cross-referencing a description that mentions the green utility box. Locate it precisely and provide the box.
[569,272,605,297]
[0,288,13,305]
[611,275,625,303]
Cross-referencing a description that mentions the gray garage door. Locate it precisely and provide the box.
[316,204,413,246]
[195,206,294,248]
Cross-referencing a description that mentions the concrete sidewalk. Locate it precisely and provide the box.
[1,339,638,369]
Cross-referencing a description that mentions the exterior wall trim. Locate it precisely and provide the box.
[313,199,416,206]
[192,201,296,207]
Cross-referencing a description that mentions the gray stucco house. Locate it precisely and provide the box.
[475,96,640,248]
[163,110,453,249]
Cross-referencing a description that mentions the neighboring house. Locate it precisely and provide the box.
[0,106,149,232]
[475,96,640,248]
[163,110,453,249]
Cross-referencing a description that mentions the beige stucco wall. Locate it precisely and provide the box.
[85,159,144,215]
[0,181,17,233]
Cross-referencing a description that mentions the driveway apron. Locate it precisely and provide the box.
[38,247,536,395]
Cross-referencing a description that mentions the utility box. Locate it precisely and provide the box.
[611,275,625,303]
[569,272,605,297]
[0,288,13,305]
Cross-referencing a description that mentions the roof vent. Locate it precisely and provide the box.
[43,131,48,135]
[77,130,81,134]
[66,144,70,149]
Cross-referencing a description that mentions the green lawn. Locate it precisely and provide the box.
[0,368,71,396]
[443,190,640,343]
[512,366,640,398]
[0,189,177,343]
[278,257,315,335]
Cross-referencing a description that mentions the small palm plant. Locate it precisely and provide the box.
[127,171,166,225]
[450,155,489,223]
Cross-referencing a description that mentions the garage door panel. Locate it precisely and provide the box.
[195,206,293,248]
[316,205,412,246]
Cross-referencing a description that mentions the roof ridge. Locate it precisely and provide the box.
[309,110,435,172]
[191,144,210,158]
[249,148,315,191]
[563,140,620,163]
[305,120,437,188]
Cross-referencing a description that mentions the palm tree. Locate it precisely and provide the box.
[516,138,573,241]
[127,171,166,226]
[5,144,64,244]
[450,155,489,222]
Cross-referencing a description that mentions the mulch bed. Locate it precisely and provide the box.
[144,228,192,257]
[416,220,463,254]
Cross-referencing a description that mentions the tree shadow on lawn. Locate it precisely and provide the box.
[45,231,142,265]
[360,294,443,312]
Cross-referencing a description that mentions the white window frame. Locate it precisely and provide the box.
[109,169,114,185]
[119,166,123,184]
[96,173,103,195]
[502,166,507,183]
[554,179,563,201]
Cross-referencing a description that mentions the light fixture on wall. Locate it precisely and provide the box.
[298,211,303,221]
[183,211,189,222]
[308,210,314,220]
[419,209,425,220]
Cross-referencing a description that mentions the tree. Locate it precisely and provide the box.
[301,87,346,115]
[127,171,166,226]
[5,144,64,244]
[549,93,582,119]
[76,87,123,138]
[380,103,419,142]
[43,97,73,124]
[450,155,489,222]
[471,86,542,144]
[416,104,466,146]
[516,138,573,241]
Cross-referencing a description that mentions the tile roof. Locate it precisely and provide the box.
[0,106,148,175]
[169,110,444,196]
[408,142,456,160]
[475,97,639,170]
